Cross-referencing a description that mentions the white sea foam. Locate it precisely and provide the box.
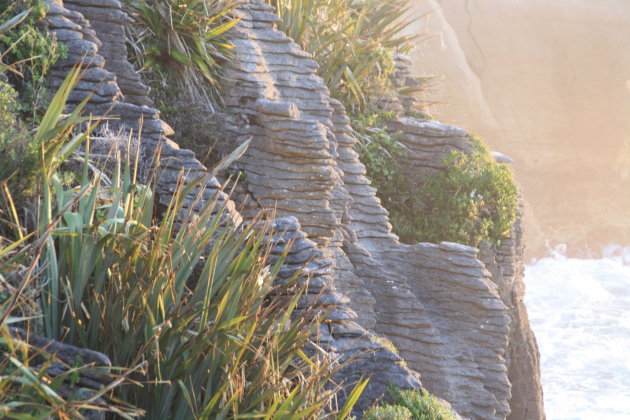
[525,245,630,420]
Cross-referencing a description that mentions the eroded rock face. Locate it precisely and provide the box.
[44,0,544,418]
[45,0,421,412]
[219,1,540,419]
[47,0,231,217]
[10,327,111,420]
[481,215,545,420]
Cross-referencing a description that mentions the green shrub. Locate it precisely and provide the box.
[364,404,412,420]
[0,81,40,200]
[354,113,518,248]
[413,138,518,247]
[269,0,416,112]
[387,386,456,420]
[0,1,66,121]
[0,3,67,213]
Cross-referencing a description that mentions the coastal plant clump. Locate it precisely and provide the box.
[0,1,66,122]
[384,386,457,420]
[361,386,456,420]
[0,81,41,203]
[415,138,518,247]
[122,0,239,163]
[363,404,412,420]
[269,0,417,112]
[0,67,140,420]
[123,0,239,111]
[0,3,67,215]
[354,113,518,248]
[268,0,517,248]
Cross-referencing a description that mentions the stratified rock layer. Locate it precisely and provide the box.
[43,0,544,418]
[45,0,421,412]
[218,1,542,419]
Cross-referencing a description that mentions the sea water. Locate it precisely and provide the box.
[524,245,630,420]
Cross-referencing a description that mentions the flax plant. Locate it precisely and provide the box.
[1,58,366,418]
[269,0,418,112]
[39,156,354,418]
[124,0,240,111]
[14,70,364,419]
[0,68,140,419]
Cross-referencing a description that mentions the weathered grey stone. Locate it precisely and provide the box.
[45,0,543,418]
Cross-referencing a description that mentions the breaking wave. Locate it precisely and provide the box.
[525,245,630,420]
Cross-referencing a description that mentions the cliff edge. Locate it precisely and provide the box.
[44,0,545,418]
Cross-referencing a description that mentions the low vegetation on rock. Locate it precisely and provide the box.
[363,386,457,420]
[0,0,65,122]
[386,386,457,420]
[364,404,413,420]
[269,0,417,112]
[354,113,518,248]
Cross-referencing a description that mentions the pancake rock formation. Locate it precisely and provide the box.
[43,0,544,418]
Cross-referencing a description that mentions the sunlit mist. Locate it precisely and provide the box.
[408,0,630,258]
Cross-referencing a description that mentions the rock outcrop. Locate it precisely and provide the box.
[43,0,544,418]
[44,0,421,412]
[47,0,231,218]
[10,327,112,420]
[219,1,541,419]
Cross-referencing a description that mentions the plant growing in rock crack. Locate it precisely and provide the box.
[123,0,239,113]
[269,0,419,113]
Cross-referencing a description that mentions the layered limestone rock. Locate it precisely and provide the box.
[481,215,545,420]
[387,61,543,419]
[386,116,545,420]
[43,0,543,418]
[44,0,421,412]
[264,217,422,407]
[218,1,541,419]
[10,327,112,420]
